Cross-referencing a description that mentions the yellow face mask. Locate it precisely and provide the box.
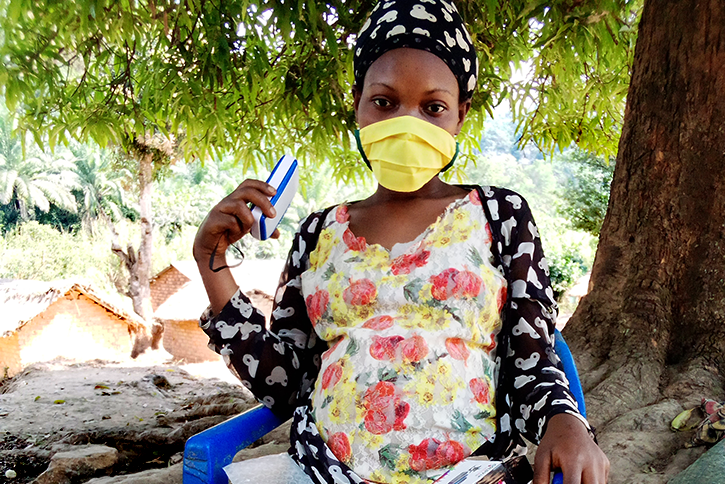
[355,116,459,193]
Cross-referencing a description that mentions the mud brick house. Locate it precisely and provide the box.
[151,259,283,363]
[0,280,143,378]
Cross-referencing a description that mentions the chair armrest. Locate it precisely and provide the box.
[551,329,586,484]
[183,404,284,484]
[554,329,587,418]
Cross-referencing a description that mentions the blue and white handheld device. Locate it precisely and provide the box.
[250,155,299,240]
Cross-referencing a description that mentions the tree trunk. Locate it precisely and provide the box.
[564,0,725,480]
[111,151,162,357]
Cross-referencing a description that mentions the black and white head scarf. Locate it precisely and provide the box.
[353,0,479,100]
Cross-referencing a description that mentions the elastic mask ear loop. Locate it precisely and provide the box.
[439,141,459,173]
[354,129,373,171]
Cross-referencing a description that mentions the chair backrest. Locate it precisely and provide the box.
[183,329,586,484]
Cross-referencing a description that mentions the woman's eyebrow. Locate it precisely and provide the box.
[367,82,454,97]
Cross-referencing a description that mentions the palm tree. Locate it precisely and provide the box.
[0,115,78,224]
[69,142,130,233]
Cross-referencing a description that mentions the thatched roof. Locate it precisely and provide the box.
[0,279,143,337]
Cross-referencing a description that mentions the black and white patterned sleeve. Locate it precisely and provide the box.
[199,210,330,419]
[487,187,591,444]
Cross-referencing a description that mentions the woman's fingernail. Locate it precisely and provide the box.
[270,207,277,217]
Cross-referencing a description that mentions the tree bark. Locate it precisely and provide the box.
[565,0,725,429]
[110,150,162,357]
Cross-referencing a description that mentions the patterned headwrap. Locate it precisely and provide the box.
[353,0,479,100]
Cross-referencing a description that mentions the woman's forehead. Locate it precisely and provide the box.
[363,48,459,96]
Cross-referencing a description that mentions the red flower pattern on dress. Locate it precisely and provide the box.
[445,337,470,361]
[484,221,493,243]
[400,335,428,362]
[390,246,431,275]
[336,204,350,223]
[362,315,394,330]
[469,377,491,404]
[497,285,507,312]
[328,432,352,462]
[468,189,482,205]
[362,381,409,435]
[306,289,329,324]
[430,268,483,300]
[343,228,367,252]
[321,361,343,390]
[408,438,468,471]
[370,335,404,361]
[343,278,377,306]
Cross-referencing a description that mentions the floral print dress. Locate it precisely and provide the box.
[302,192,505,482]
[200,186,591,484]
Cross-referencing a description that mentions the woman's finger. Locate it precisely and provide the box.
[533,449,552,484]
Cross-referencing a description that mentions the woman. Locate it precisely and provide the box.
[193,1,609,483]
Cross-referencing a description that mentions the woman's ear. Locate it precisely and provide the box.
[455,99,472,135]
[352,85,362,123]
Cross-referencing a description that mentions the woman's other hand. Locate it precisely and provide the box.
[193,179,278,313]
[533,413,610,484]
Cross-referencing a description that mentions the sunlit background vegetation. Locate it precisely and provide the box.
[0,100,612,304]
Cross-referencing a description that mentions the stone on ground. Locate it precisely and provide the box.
[32,445,118,484]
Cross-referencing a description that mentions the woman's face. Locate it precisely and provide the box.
[354,48,470,136]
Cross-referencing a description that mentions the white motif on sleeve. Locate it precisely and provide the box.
[292,238,306,268]
[215,321,237,339]
[545,346,561,364]
[242,354,259,377]
[538,417,546,436]
[513,317,540,339]
[329,466,352,484]
[515,352,540,370]
[220,344,233,356]
[266,366,288,386]
[500,413,511,433]
[272,306,295,320]
[483,186,494,197]
[273,341,285,354]
[511,280,528,298]
[545,286,556,303]
[528,220,539,238]
[515,418,526,433]
[412,27,430,36]
[552,398,580,411]
[513,242,535,259]
[500,217,517,246]
[441,7,453,22]
[230,293,254,318]
[487,199,499,220]
[514,374,536,388]
[262,396,275,408]
[292,352,300,370]
[502,255,512,267]
[528,266,542,289]
[505,194,523,209]
[520,404,532,419]
[307,216,319,234]
[278,328,307,348]
[538,257,550,276]
[239,321,262,340]
[275,286,285,303]
[534,393,549,411]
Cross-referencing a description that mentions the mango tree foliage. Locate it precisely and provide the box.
[0,0,640,177]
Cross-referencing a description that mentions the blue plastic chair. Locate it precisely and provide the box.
[183,329,585,484]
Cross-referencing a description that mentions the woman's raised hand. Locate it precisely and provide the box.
[193,179,278,313]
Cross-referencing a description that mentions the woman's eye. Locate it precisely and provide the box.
[372,98,391,108]
[427,103,446,114]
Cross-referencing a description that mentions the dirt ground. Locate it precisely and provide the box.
[0,354,267,483]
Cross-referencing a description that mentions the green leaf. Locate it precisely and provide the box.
[403,279,425,303]
[345,337,359,357]
[377,367,398,382]
[378,444,402,470]
[467,247,485,268]
[451,410,474,433]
